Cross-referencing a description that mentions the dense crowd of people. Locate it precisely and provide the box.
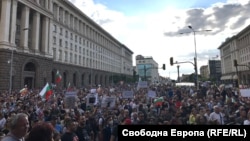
[0,82,249,141]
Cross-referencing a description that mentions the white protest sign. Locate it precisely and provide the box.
[122,91,134,99]
[101,95,116,109]
[137,81,148,88]
[240,89,250,97]
[148,90,156,98]
[90,89,96,93]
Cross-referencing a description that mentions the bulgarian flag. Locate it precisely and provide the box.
[154,97,164,106]
[55,70,62,83]
[67,82,73,91]
[39,83,53,100]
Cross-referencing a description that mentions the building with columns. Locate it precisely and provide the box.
[219,24,250,86]
[0,0,133,91]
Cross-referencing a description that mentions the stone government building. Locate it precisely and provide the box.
[0,0,133,91]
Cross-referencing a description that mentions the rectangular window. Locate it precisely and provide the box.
[70,43,73,50]
[60,28,63,35]
[53,36,56,44]
[70,53,73,63]
[79,56,81,65]
[75,54,77,64]
[59,39,62,47]
[65,30,68,38]
[53,24,57,32]
[59,50,62,60]
[65,51,68,62]
[65,41,68,48]
[53,48,56,60]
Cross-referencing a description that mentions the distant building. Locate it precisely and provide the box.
[200,65,209,79]
[180,74,191,82]
[218,24,250,85]
[200,59,221,85]
[208,60,221,84]
[135,55,159,83]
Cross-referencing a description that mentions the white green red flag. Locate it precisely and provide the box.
[154,97,164,106]
[56,70,62,83]
[39,83,53,100]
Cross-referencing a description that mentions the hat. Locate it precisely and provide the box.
[124,118,131,125]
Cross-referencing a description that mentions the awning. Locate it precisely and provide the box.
[221,75,233,80]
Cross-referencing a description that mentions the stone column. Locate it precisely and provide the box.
[48,18,53,55]
[42,16,49,53]
[45,0,48,9]
[32,12,40,52]
[10,0,18,45]
[0,0,11,44]
[71,15,74,29]
[62,8,65,24]
[49,0,53,12]
[20,6,30,50]
[57,5,60,21]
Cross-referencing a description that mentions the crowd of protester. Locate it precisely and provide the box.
[0,81,250,141]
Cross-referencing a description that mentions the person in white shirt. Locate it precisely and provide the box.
[209,105,224,125]
[243,111,250,125]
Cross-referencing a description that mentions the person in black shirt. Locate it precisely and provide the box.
[75,116,90,141]
[61,118,79,141]
[137,112,146,125]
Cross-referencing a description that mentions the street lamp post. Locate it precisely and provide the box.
[188,26,199,90]
[180,26,211,90]
[8,28,30,92]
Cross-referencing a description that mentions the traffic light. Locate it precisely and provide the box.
[162,64,165,70]
[233,59,238,67]
[170,57,174,66]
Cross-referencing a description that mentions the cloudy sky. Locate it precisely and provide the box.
[68,0,250,80]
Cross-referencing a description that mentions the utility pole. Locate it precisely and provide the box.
[177,65,180,82]
[144,65,146,81]
[179,26,212,90]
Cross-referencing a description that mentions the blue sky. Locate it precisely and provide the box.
[93,0,228,15]
[69,0,250,80]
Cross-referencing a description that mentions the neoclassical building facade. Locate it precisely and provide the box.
[219,24,250,85]
[0,0,133,91]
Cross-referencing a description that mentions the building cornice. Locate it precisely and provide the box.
[19,0,53,18]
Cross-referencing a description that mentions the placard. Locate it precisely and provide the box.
[101,95,116,109]
[148,90,156,98]
[122,91,134,99]
[86,93,98,106]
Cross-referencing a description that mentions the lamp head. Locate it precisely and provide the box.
[188,26,192,29]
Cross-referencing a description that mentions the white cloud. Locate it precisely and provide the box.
[68,0,250,80]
